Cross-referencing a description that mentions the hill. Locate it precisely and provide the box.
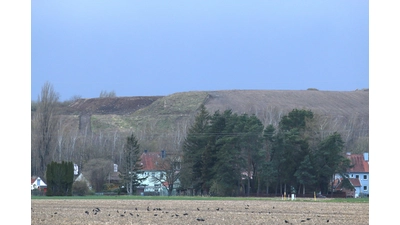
[57,89,369,153]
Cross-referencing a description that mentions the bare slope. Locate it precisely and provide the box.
[69,96,162,115]
[205,89,368,117]
[205,89,368,128]
[63,89,368,153]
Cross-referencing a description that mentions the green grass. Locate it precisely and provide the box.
[326,197,369,203]
[31,195,368,203]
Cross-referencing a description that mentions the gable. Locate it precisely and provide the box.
[31,176,47,187]
[75,173,89,183]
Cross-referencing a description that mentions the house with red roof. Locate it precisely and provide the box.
[31,176,47,194]
[334,152,369,197]
[137,150,181,196]
[137,150,167,195]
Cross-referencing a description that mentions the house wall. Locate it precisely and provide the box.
[348,172,369,196]
[354,186,361,198]
[138,170,166,194]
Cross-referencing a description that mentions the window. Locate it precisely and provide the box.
[363,186,368,191]
[363,175,368,180]
[355,175,359,179]
[174,162,181,170]
[152,172,155,177]
[350,174,353,178]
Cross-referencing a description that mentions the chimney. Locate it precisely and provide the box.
[363,152,369,162]
[161,150,166,159]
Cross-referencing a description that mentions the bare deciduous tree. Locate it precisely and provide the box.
[82,158,114,192]
[151,152,181,196]
[31,81,60,177]
[99,90,116,98]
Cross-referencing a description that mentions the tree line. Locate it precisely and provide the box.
[32,82,354,196]
[180,104,352,197]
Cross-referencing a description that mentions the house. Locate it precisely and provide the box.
[106,164,122,185]
[137,150,166,195]
[31,176,47,192]
[137,150,181,196]
[332,177,361,198]
[346,152,369,197]
[108,171,122,185]
[335,152,369,197]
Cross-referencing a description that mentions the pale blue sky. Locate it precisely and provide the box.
[31,0,369,101]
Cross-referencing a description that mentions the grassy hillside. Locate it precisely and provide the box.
[58,89,369,153]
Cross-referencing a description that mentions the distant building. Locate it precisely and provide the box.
[334,153,369,197]
[74,173,92,190]
[31,176,47,192]
[137,150,181,196]
[137,151,165,195]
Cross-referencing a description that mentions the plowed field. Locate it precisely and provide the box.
[31,199,368,225]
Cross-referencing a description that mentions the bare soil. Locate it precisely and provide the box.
[31,199,368,225]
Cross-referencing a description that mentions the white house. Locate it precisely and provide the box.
[31,176,47,191]
[136,150,182,196]
[137,151,166,195]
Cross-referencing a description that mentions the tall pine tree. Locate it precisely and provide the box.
[119,133,146,195]
[181,104,210,194]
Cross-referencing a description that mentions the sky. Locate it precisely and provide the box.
[31,0,369,101]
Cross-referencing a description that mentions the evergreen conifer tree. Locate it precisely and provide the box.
[46,161,73,196]
[181,104,210,194]
[119,133,146,195]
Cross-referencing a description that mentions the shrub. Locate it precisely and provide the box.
[31,189,46,196]
[72,181,89,196]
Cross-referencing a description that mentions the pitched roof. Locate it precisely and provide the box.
[348,178,361,187]
[333,177,361,191]
[347,154,369,173]
[141,152,161,171]
[109,171,121,181]
[31,177,37,185]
